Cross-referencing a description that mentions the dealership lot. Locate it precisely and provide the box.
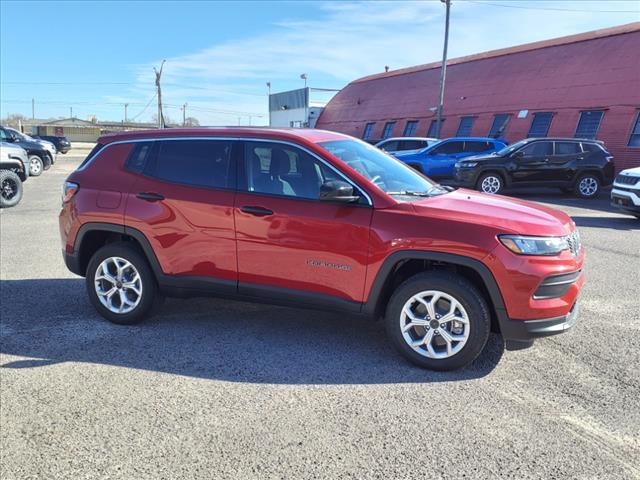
[1,154,639,479]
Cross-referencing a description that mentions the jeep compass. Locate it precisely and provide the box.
[59,128,584,370]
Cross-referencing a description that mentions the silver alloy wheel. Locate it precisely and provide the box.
[579,176,598,196]
[481,175,501,194]
[400,290,470,359]
[29,157,42,176]
[94,256,143,314]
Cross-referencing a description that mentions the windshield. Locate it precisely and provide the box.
[496,139,530,156]
[318,139,447,198]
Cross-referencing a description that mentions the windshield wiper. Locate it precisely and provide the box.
[386,190,433,197]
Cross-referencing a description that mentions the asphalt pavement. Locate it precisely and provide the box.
[1,153,639,479]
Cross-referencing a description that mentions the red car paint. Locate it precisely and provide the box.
[60,128,584,338]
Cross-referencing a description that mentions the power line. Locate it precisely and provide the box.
[465,0,639,14]
[129,94,157,121]
[2,81,134,86]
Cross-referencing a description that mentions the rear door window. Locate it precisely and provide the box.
[145,140,234,189]
[430,141,464,155]
[400,140,425,150]
[554,142,581,155]
[464,141,492,152]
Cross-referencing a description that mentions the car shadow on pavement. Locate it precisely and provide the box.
[569,215,640,230]
[1,278,504,384]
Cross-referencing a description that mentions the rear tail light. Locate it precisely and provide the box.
[62,181,79,203]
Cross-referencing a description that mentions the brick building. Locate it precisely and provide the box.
[316,23,640,172]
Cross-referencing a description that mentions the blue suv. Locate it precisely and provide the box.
[394,137,506,180]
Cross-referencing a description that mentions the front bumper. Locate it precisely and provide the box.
[453,168,479,187]
[501,301,579,350]
[611,185,640,214]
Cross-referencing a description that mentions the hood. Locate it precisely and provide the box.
[621,167,640,177]
[459,152,500,162]
[410,189,574,236]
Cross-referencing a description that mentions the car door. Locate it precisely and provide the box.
[124,139,238,289]
[424,140,464,178]
[399,140,427,155]
[234,140,372,307]
[510,141,554,184]
[551,141,582,183]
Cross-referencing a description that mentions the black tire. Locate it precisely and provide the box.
[42,154,52,170]
[574,173,600,199]
[85,242,157,325]
[28,155,44,177]
[385,271,491,371]
[0,170,23,208]
[476,172,504,195]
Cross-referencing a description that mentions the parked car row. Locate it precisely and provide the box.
[0,125,69,207]
[376,135,616,200]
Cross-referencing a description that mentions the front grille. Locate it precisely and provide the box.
[615,174,639,186]
[567,229,581,257]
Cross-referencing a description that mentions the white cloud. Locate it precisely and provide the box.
[126,1,636,125]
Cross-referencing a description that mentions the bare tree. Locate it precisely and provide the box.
[184,117,200,127]
[1,113,28,127]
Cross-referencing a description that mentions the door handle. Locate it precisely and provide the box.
[136,192,165,201]
[543,158,550,163]
[241,206,273,216]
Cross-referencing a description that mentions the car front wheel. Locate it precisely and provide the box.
[385,272,491,370]
[28,155,44,177]
[477,172,504,195]
[0,170,23,208]
[86,243,157,324]
[575,173,600,199]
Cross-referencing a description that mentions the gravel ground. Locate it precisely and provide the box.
[1,154,639,479]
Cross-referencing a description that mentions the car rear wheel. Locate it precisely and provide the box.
[28,155,43,177]
[574,173,600,199]
[0,170,23,208]
[477,172,504,195]
[385,271,491,370]
[86,243,157,325]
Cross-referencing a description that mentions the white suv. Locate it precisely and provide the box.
[611,167,640,218]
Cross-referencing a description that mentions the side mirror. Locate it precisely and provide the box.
[513,150,524,158]
[8,134,17,142]
[319,180,360,203]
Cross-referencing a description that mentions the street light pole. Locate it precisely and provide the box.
[435,0,451,139]
[124,103,129,123]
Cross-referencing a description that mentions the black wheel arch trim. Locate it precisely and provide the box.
[362,249,509,324]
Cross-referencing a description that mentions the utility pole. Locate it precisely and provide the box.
[124,103,129,123]
[70,106,73,119]
[435,0,451,139]
[32,98,35,119]
[154,60,166,128]
[182,103,187,126]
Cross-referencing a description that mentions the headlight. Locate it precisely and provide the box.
[499,235,569,256]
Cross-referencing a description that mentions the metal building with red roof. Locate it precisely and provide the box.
[316,23,640,172]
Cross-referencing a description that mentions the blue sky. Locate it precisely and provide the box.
[1,0,638,125]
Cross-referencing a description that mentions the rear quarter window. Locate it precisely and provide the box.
[77,142,104,170]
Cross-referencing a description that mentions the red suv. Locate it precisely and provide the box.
[59,128,584,370]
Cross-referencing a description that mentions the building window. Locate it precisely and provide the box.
[456,116,475,137]
[362,122,375,140]
[427,119,445,138]
[382,121,396,139]
[575,110,604,139]
[628,112,640,147]
[489,114,511,138]
[403,120,419,136]
[528,112,554,137]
